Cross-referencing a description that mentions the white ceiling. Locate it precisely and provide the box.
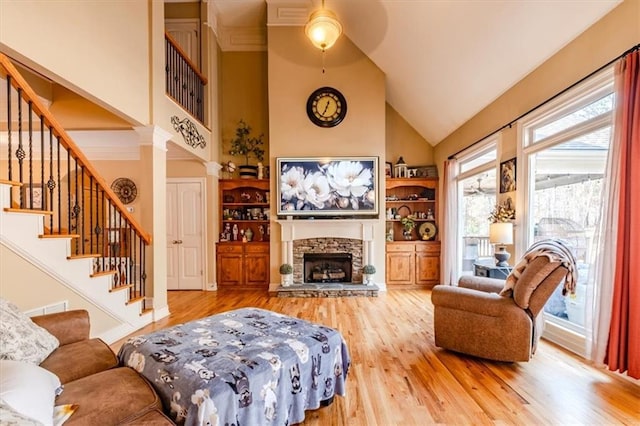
[209,0,621,145]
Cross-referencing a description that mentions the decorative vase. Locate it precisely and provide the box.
[245,228,253,242]
[238,165,258,179]
[363,274,374,285]
[281,273,293,287]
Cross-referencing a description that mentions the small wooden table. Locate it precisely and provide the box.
[474,262,513,279]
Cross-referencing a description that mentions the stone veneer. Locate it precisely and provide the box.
[292,238,363,284]
[277,283,379,297]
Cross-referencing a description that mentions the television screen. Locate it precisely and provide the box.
[276,156,379,217]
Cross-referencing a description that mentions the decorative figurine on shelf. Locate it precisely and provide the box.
[241,229,247,243]
[240,192,251,202]
[426,209,435,221]
[224,223,231,240]
[258,225,265,241]
[245,228,254,242]
[255,192,264,203]
[232,224,239,241]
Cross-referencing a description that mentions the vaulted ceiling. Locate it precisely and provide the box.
[209,0,621,145]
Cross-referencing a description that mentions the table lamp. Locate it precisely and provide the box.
[489,222,513,267]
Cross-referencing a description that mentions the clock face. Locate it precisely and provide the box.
[111,177,137,205]
[306,87,347,128]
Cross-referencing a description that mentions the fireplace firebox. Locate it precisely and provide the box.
[303,253,353,283]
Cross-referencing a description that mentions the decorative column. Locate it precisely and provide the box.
[135,125,172,320]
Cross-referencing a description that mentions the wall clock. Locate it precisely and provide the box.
[306,86,347,128]
[111,177,137,205]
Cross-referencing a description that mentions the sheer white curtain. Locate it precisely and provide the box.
[442,159,458,286]
[587,62,624,364]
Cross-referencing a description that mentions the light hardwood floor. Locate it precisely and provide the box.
[112,290,640,425]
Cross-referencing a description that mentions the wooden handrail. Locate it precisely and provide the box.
[0,53,151,244]
[164,31,208,85]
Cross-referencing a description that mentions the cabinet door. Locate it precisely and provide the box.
[386,251,415,286]
[244,251,270,288]
[217,252,244,287]
[416,253,440,287]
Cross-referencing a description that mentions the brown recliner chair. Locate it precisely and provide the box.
[431,256,569,362]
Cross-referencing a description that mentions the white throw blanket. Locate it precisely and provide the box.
[500,239,578,297]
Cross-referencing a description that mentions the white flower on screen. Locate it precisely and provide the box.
[302,172,331,208]
[327,161,372,198]
[280,166,306,201]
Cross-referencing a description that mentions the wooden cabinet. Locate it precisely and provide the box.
[217,179,270,289]
[386,242,440,289]
[385,177,440,289]
[216,242,269,288]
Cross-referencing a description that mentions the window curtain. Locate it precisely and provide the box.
[442,159,458,285]
[591,48,639,379]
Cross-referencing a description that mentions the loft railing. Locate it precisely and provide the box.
[165,31,207,123]
[0,53,152,312]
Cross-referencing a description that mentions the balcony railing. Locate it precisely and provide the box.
[165,32,207,123]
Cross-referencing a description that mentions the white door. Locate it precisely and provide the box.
[167,180,205,290]
[165,19,200,68]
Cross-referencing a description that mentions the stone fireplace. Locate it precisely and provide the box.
[276,218,379,296]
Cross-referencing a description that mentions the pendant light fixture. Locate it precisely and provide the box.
[305,0,342,52]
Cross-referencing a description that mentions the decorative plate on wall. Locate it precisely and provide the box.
[111,177,137,204]
[418,221,438,241]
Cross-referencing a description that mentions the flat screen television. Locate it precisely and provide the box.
[276,156,379,218]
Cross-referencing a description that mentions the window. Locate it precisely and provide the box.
[519,68,614,354]
[455,141,498,277]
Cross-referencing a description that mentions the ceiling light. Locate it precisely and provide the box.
[305,1,342,51]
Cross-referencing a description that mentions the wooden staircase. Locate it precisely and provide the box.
[0,181,153,338]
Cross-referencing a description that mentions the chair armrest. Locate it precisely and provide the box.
[31,310,90,346]
[431,285,522,318]
[458,275,505,294]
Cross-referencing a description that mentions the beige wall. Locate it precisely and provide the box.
[219,51,270,168]
[386,103,434,168]
[0,0,151,126]
[267,27,387,278]
[0,245,121,338]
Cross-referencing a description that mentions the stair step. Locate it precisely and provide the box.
[140,308,154,317]
[110,284,133,293]
[67,254,101,260]
[39,234,80,239]
[91,270,117,278]
[4,207,53,215]
[126,296,144,306]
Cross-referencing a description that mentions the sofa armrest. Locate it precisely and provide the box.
[458,275,505,294]
[431,285,522,318]
[31,310,90,346]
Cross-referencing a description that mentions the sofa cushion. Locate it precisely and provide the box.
[512,257,561,309]
[56,367,163,425]
[0,359,61,425]
[0,298,59,364]
[39,338,119,384]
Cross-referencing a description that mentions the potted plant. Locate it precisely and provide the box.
[362,264,376,285]
[279,263,293,287]
[228,119,265,179]
[401,215,416,240]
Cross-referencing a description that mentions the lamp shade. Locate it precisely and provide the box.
[305,9,342,51]
[489,222,513,245]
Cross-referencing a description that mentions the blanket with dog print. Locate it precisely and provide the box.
[117,308,350,426]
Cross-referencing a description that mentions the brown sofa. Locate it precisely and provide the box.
[31,310,174,425]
